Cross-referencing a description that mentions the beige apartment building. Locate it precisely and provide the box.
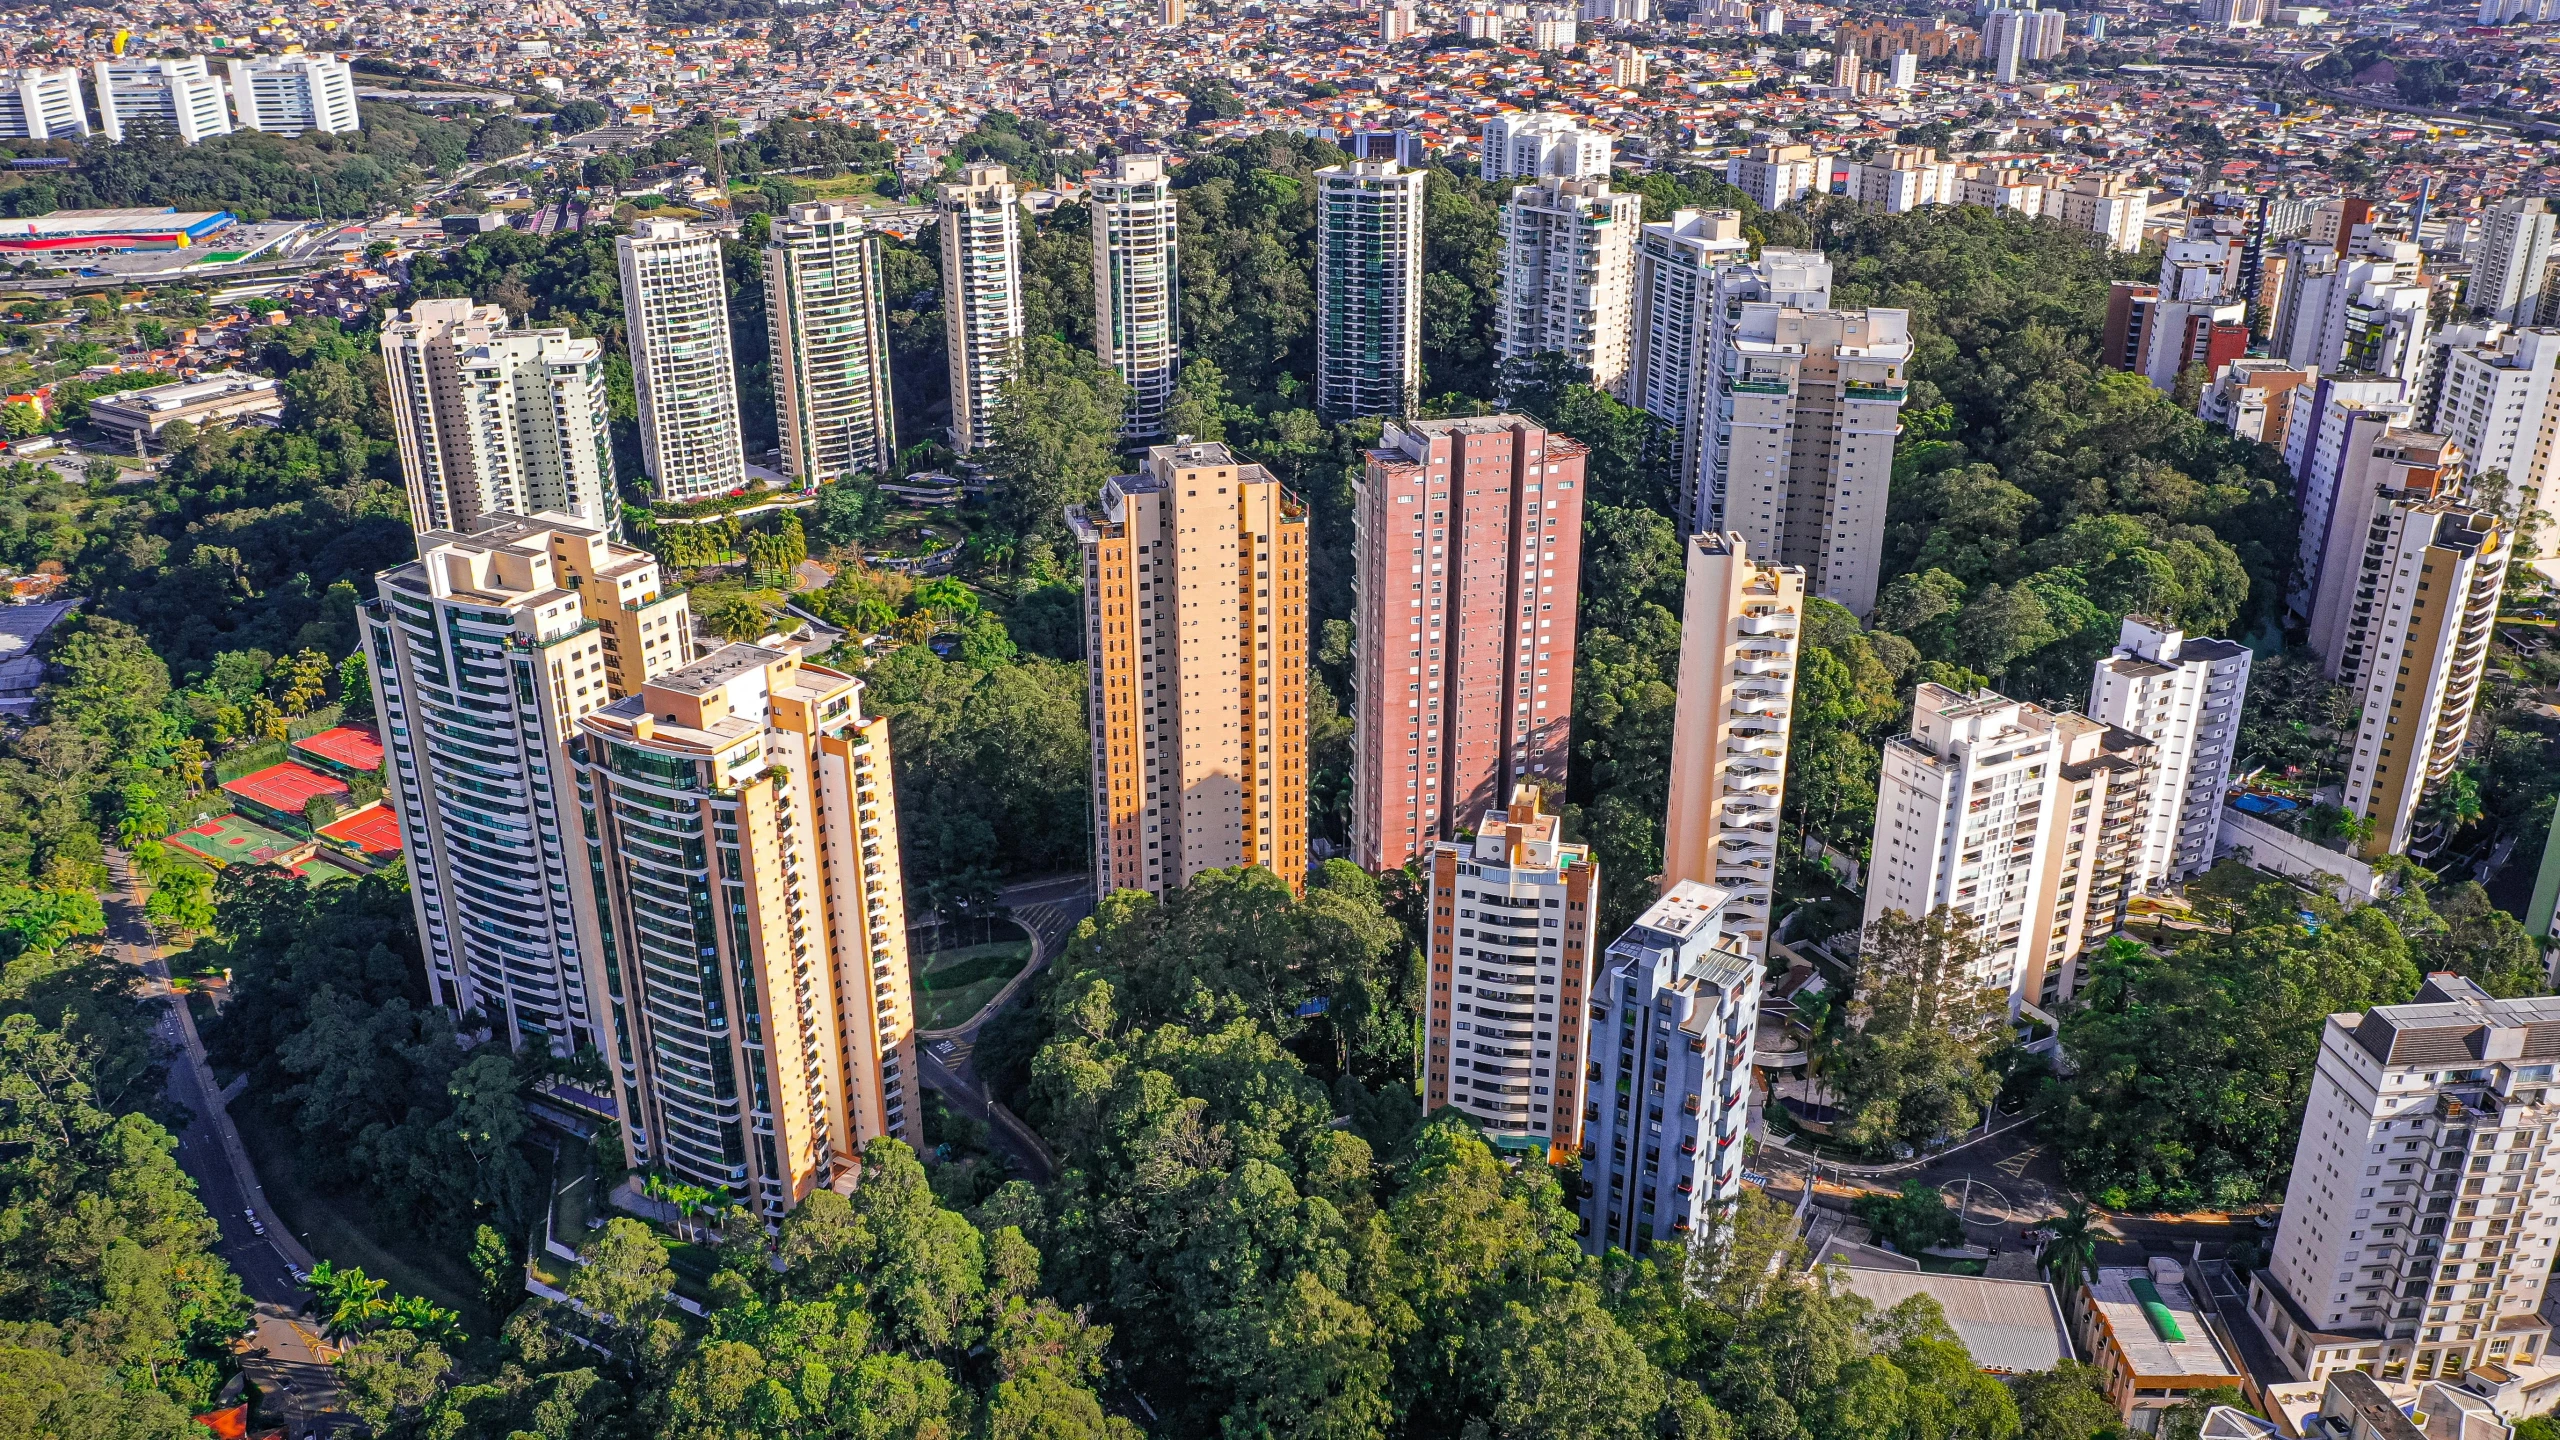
[1069,441,1309,898]
[938,161,1025,452]
[1658,532,1803,963]
[574,644,914,1217]
[2021,713,2156,1010]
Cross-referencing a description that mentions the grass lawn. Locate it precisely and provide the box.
[228,1097,487,1329]
[914,938,1033,1030]
[790,173,885,200]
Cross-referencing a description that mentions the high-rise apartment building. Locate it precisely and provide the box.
[1630,208,1752,486]
[2430,325,2560,523]
[2088,618,2252,888]
[361,513,696,1056]
[1846,144,1955,214]
[765,202,897,486]
[1685,247,1835,533]
[2324,487,2508,859]
[1348,417,1587,872]
[1315,159,1427,421]
[1090,154,1181,440]
[225,53,359,135]
[2276,238,2433,381]
[1421,787,1600,1161]
[2285,377,2415,622]
[938,162,1026,453]
[2198,357,2314,450]
[1659,532,1802,962]
[1578,881,1758,1256]
[1068,442,1308,899]
[574,643,915,1216]
[618,218,747,503]
[1867,684,2158,1008]
[1480,112,1613,182]
[2200,0,2270,26]
[2471,197,2555,326]
[1701,295,1911,616]
[93,58,232,143]
[2305,423,2458,664]
[1723,142,1823,210]
[379,300,618,536]
[1498,177,1643,393]
[2049,173,2153,254]
[2138,238,2251,393]
[0,68,88,140]
[2245,974,2560,1388]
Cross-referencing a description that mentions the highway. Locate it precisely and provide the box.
[105,851,345,1436]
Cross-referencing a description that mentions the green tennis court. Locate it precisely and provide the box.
[166,812,299,868]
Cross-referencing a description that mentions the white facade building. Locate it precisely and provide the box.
[938,162,1026,453]
[617,218,746,502]
[2088,618,2252,886]
[379,300,618,536]
[0,68,88,140]
[1724,142,1823,210]
[1529,7,1579,48]
[1090,154,1182,440]
[361,514,695,1056]
[1480,112,1612,182]
[1685,245,1834,533]
[1315,159,1427,420]
[1499,176,1642,394]
[2431,325,2560,523]
[1630,208,1751,488]
[765,202,898,485]
[2286,377,2416,623]
[2471,197,2555,326]
[2246,974,2560,1387]
[1579,882,1760,1256]
[225,54,360,135]
[93,57,233,143]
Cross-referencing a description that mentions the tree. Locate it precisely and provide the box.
[1852,1183,1963,1256]
[468,1223,522,1317]
[1829,908,2008,1156]
[565,1219,675,1328]
[1163,355,1229,442]
[2041,1201,2101,1293]
[982,335,1128,556]
[335,1327,453,1430]
[2011,1361,2125,1440]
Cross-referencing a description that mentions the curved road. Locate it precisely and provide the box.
[106,852,344,1436]
[916,874,1093,1185]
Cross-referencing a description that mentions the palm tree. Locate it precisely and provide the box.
[322,1268,390,1342]
[384,1294,463,1345]
[2043,1199,2101,1293]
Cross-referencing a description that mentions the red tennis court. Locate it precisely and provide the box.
[318,803,403,857]
[221,762,350,815]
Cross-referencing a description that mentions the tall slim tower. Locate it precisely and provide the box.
[361,513,696,1056]
[1315,159,1427,421]
[2472,197,2555,326]
[618,218,746,503]
[1069,442,1309,898]
[380,300,618,535]
[1421,787,1601,1163]
[766,201,897,486]
[1498,176,1643,394]
[1349,416,1587,872]
[1480,112,1612,182]
[1630,209,1750,488]
[575,645,916,1217]
[2087,617,2253,888]
[938,162,1025,453]
[1090,154,1181,441]
[1687,246,1834,534]
[1659,533,1804,962]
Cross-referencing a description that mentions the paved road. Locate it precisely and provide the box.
[105,852,344,1435]
[916,874,1093,1185]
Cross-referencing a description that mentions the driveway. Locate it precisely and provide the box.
[106,851,344,1434]
[915,874,1093,1185]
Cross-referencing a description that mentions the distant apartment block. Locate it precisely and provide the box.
[1479,111,1612,182]
[1069,442,1308,898]
[2198,357,2313,450]
[0,68,88,140]
[1578,881,1758,1256]
[380,300,617,535]
[2430,324,2560,528]
[1349,416,1586,872]
[1658,532,1802,962]
[1090,154,1181,440]
[1629,208,1751,488]
[938,162,1026,452]
[2470,196,2554,326]
[1498,176,1642,393]
[765,202,898,485]
[1723,141,1822,210]
[1421,787,1600,1161]
[225,54,359,135]
[1315,159,1426,420]
[94,57,232,144]
[618,218,747,502]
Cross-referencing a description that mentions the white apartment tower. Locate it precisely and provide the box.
[1315,159,1427,420]
[765,202,898,485]
[574,644,916,1216]
[1499,176,1643,394]
[1685,246,1835,535]
[1705,298,1912,617]
[225,54,360,135]
[2287,377,2416,622]
[1421,787,1602,1161]
[0,68,88,140]
[379,300,618,536]
[1724,142,1824,211]
[2246,975,2560,1388]
[938,162,1026,453]
[1090,154,1182,441]
[618,218,747,503]
[1659,533,1803,962]
[93,57,233,143]
[1480,112,1613,182]
[2471,197,2555,327]
[1629,208,1751,486]
[1579,882,1760,1256]
[2431,325,2560,524]
[361,513,696,1056]
[2088,617,2252,886]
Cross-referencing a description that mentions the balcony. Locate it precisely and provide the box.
[1737,612,1798,636]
